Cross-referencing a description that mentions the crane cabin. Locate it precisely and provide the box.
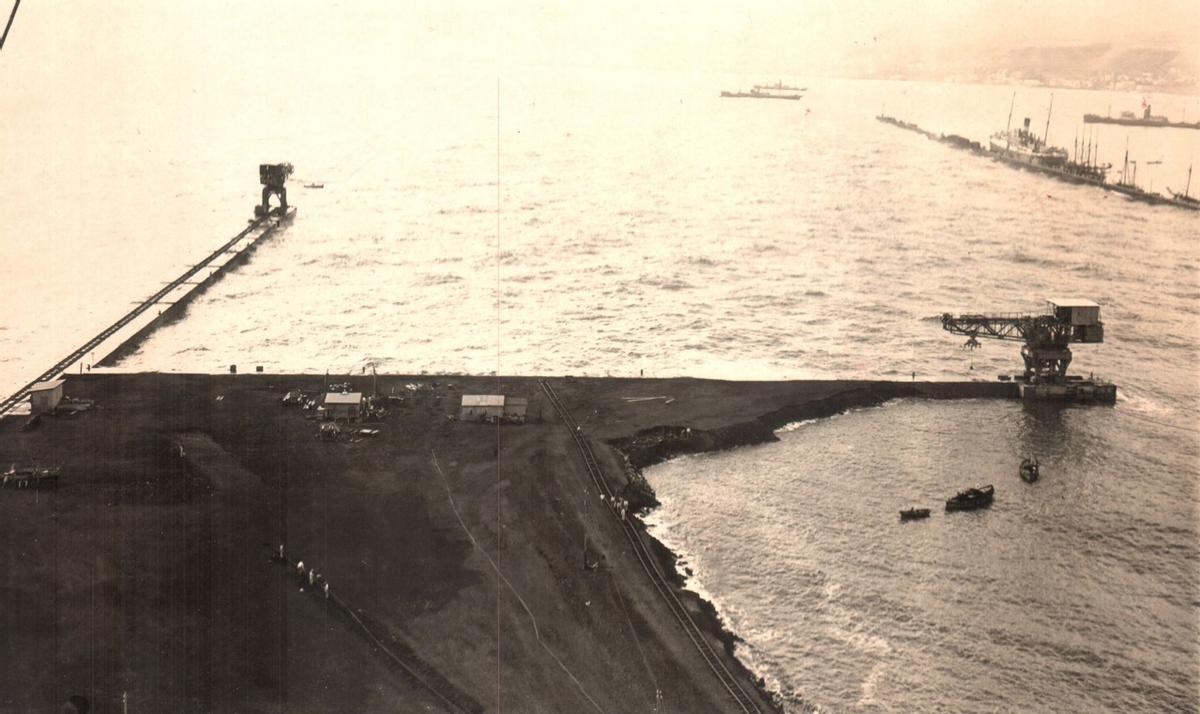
[1046,298,1103,343]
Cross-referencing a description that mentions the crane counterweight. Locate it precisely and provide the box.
[940,298,1115,404]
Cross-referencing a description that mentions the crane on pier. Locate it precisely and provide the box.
[256,163,294,217]
[940,298,1115,402]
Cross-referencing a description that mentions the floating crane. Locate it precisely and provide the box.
[940,298,1116,403]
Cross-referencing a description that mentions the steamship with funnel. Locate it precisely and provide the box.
[989,94,1068,169]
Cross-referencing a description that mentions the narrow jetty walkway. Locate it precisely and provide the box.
[0,209,294,416]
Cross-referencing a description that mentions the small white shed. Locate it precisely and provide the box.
[323,392,363,421]
[460,395,505,420]
[29,380,64,414]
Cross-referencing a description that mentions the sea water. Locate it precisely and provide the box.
[3,59,1198,712]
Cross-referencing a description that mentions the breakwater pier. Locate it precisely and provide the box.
[0,208,294,417]
[876,113,1199,212]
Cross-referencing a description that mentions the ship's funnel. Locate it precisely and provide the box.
[1023,117,1031,129]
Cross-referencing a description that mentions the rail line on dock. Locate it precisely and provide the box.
[0,211,291,417]
[269,548,481,713]
[539,379,763,714]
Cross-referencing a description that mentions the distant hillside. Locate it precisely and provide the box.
[994,43,1184,78]
[848,41,1198,92]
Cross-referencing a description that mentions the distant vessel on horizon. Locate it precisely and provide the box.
[752,80,805,92]
[721,80,805,101]
[720,88,803,101]
[1084,105,1200,130]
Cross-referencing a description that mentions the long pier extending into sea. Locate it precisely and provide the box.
[0,208,295,416]
[876,114,1199,213]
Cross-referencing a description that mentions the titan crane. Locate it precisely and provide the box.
[255,163,294,218]
[941,298,1116,403]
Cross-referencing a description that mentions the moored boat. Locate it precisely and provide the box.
[989,93,1068,169]
[990,118,1069,168]
[1019,457,1040,482]
[1166,164,1199,210]
[945,484,994,512]
[900,507,931,521]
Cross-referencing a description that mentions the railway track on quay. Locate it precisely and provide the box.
[539,379,763,714]
[0,211,291,417]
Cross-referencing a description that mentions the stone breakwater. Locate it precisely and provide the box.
[607,381,1017,511]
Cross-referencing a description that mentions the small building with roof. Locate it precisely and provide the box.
[322,392,363,421]
[460,395,505,421]
[459,395,530,422]
[29,380,64,414]
[505,397,529,422]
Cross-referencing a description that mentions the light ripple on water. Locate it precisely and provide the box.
[645,399,1198,712]
[1,74,1198,711]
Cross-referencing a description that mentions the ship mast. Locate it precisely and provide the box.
[1043,92,1055,147]
[1005,91,1016,149]
[1121,137,1130,185]
[1187,164,1193,199]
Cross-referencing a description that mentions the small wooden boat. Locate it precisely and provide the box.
[900,508,931,521]
[945,485,994,512]
[1019,457,1040,482]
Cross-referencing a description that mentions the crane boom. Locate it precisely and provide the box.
[940,299,1104,383]
[940,313,1055,342]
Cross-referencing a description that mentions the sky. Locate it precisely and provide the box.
[0,1,1196,132]
[2,1,1196,80]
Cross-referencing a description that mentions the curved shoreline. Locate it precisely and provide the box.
[598,381,1018,711]
[1,372,1015,712]
[607,381,1014,511]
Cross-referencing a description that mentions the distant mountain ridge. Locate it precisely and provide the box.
[848,40,1197,92]
[992,43,1186,78]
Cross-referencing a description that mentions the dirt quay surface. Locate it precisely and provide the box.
[0,372,1014,712]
